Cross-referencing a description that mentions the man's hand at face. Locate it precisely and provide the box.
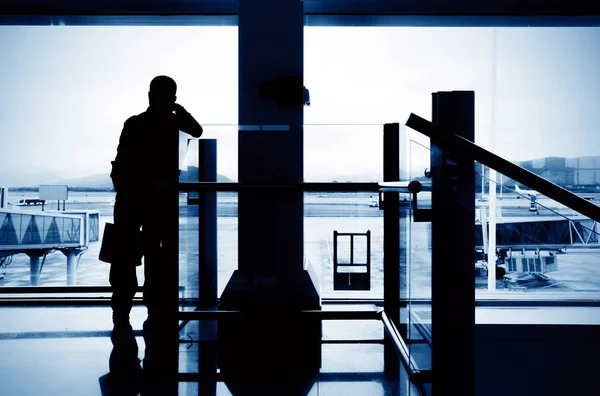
[172,103,187,115]
[171,103,203,138]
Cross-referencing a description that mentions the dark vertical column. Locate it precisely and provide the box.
[197,139,218,395]
[153,124,180,392]
[430,91,475,396]
[398,124,409,339]
[236,0,304,277]
[198,139,217,307]
[383,123,400,380]
[219,0,320,391]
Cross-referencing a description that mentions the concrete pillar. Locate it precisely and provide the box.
[61,248,83,286]
[27,251,44,286]
[219,0,320,387]
[236,0,304,276]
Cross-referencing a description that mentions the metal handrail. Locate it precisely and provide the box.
[178,181,380,192]
[178,309,381,321]
[177,308,431,386]
[380,310,432,385]
[406,113,600,223]
[177,181,423,193]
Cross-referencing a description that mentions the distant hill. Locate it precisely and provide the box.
[319,171,382,182]
[0,171,67,188]
[5,155,599,191]
[2,168,234,190]
[179,166,235,183]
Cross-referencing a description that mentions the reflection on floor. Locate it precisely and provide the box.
[0,305,421,396]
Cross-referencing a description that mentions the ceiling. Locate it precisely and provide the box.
[1,0,599,26]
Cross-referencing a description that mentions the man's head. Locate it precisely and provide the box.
[148,75,177,111]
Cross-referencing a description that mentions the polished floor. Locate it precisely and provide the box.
[0,305,420,396]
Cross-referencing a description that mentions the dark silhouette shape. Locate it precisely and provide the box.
[107,76,203,370]
[99,325,143,396]
[99,322,171,396]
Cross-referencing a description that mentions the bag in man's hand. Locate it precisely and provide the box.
[99,222,144,265]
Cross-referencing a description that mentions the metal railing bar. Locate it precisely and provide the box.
[177,338,385,344]
[0,329,142,340]
[2,296,598,308]
[410,312,433,347]
[406,113,600,222]
[0,296,388,306]
[379,180,423,193]
[0,286,141,294]
[177,181,382,192]
[177,371,389,383]
[178,309,381,321]
[321,339,384,344]
[380,310,431,385]
[0,292,600,310]
[0,298,143,306]
[474,244,600,250]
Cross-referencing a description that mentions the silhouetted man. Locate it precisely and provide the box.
[109,75,203,331]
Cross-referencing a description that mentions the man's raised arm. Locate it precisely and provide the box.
[173,104,203,138]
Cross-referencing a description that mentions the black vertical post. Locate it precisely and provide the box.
[197,139,218,395]
[383,123,400,380]
[198,139,218,307]
[153,121,180,393]
[398,123,408,339]
[431,91,475,396]
[350,235,354,264]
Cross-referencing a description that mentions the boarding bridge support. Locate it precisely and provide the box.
[28,252,43,286]
[61,248,84,286]
[430,91,475,396]
[27,250,50,286]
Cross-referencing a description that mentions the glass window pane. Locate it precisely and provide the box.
[0,25,237,290]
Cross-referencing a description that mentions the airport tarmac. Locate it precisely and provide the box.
[2,190,600,300]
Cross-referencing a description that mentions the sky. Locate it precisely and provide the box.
[1,25,600,182]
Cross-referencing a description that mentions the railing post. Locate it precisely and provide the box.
[430,91,475,396]
[197,139,218,395]
[383,123,400,380]
[198,139,218,307]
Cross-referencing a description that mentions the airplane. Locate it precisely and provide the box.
[515,184,539,199]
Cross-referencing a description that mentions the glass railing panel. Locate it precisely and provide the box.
[304,124,383,182]
[304,124,384,300]
[216,192,238,298]
[182,125,238,183]
[475,161,600,301]
[0,125,238,293]
[305,192,383,300]
[405,136,432,371]
[406,192,432,372]
[179,125,238,301]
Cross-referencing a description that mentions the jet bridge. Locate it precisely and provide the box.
[0,209,99,285]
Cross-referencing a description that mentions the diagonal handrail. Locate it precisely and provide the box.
[406,113,600,223]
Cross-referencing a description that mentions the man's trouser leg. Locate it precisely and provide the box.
[109,262,138,327]
[110,195,142,328]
